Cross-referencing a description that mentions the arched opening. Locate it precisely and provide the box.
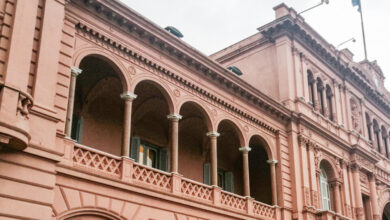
[66,214,111,220]
[326,85,333,121]
[178,101,211,183]
[248,135,272,204]
[383,202,390,220]
[130,81,171,171]
[373,120,381,153]
[319,160,336,211]
[307,70,315,106]
[217,120,243,195]
[366,113,372,142]
[382,126,389,158]
[317,78,325,115]
[72,56,124,155]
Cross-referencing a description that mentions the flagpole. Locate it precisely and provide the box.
[359,0,368,60]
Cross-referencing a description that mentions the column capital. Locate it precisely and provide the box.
[239,146,251,153]
[120,92,137,101]
[206,131,220,137]
[267,159,278,165]
[70,66,82,77]
[167,113,182,121]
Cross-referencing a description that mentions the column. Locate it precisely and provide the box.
[239,146,251,197]
[167,113,182,173]
[267,159,278,205]
[120,92,137,157]
[352,164,365,220]
[65,67,82,137]
[332,181,342,214]
[369,174,380,220]
[207,131,220,186]
[307,145,319,208]
[342,162,353,217]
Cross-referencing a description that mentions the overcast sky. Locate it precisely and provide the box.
[121,0,390,90]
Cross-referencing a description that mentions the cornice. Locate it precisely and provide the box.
[258,16,390,118]
[75,23,282,134]
[68,0,296,133]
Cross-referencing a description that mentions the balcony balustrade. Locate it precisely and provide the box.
[63,141,279,219]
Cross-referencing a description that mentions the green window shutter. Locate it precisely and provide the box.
[159,148,168,172]
[130,137,140,161]
[203,163,211,185]
[225,171,234,193]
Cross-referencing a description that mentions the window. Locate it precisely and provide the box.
[326,86,333,121]
[203,163,234,192]
[130,137,168,171]
[320,167,331,210]
[366,113,372,141]
[308,71,315,106]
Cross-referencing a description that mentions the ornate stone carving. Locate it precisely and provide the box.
[350,98,362,133]
[17,93,33,119]
[128,65,136,75]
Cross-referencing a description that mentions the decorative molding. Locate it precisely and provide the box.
[239,146,251,153]
[206,131,220,138]
[259,16,390,118]
[120,91,137,101]
[70,66,82,77]
[167,113,183,121]
[72,2,290,134]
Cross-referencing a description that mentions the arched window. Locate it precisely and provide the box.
[373,120,381,153]
[308,71,315,106]
[320,166,331,210]
[317,79,325,115]
[382,126,388,158]
[326,85,333,121]
[365,113,372,142]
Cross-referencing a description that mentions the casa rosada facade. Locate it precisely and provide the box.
[2,0,390,219]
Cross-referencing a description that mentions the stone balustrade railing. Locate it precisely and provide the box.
[66,142,280,219]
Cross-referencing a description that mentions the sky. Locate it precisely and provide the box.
[121,0,390,90]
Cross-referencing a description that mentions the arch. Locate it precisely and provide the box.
[248,134,273,204]
[316,78,325,115]
[373,119,381,153]
[216,119,245,147]
[58,208,122,220]
[365,112,373,141]
[318,158,338,180]
[248,134,273,159]
[72,56,125,155]
[73,48,130,92]
[307,70,315,105]
[177,100,214,132]
[131,77,175,114]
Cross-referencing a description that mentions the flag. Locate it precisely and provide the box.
[352,0,361,12]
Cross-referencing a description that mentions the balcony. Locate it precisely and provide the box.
[61,142,279,219]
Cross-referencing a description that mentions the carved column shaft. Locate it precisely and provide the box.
[65,67,82,137]
[267,159,278,205]
[332,182,342,214]
[168,114,182,173]
[207,131,220,186]
[121,92,137,157]
[240,146,251,197]
[352,165,365,220]
[369,175,380,220]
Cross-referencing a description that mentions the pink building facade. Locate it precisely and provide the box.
[0,0,390,219]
